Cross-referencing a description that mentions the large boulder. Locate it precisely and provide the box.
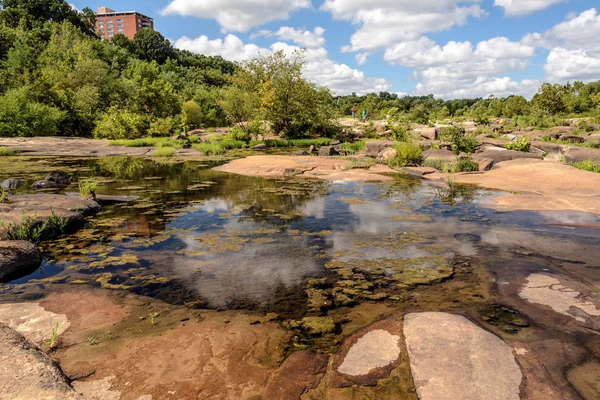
[0,323,81,399]
[44,171,73,186]
[475,146,543,164]
[319,146,340,157]
[0,241,41,280]
[31,180,60,190]
[563,147,600,164]
[363,140,395,157]
[250,143,267,151]
[377,147,397,162]
[420,128,437,141]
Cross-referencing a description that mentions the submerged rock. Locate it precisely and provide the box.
[0,179,24,190]
[337,329,401,377]
[0,323,80,399]
[0,241,41,280]
[301,316,336,335]
[31,180,60,189]
[404,312,522,400]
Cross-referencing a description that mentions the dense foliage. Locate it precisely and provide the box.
[1,0,600,140]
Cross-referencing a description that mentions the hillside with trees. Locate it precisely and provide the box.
[1,0,600,141]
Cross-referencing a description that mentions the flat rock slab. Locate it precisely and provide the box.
[476,147,543,164]
[331,317,403,387]
[0,240,41,280]
[431,159,600,215]
[0,323,81,399]
[519,273,600,325]
[214,155,395,181]
[0,302,70,345]
[404,312,522,400]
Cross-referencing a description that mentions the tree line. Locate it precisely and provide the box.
[1,0,599,141]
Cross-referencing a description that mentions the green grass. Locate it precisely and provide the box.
[505,137,530,152]
[78,180,97,199]
[570,160,600,173]
[540,135,597,148]
[424,158,479,172]
[48,208,70,233]
[152,147,176,157]
[249,138,332,148]
[193,138,247,155]
[343,157,376,170]
[0,211,49,243]
[0,187,6,203]
[0,147,19,156]
[340,139,367,152]
[109,138,187,149]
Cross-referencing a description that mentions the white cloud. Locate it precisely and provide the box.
[174,34,269,63]
[355,52,369,66]
[415,76,540,99]
[251,26,326,49]
[173,30,392,95]
[383,35,534,98]
[494,0,567,17]
[161,0,311,32]
[525,8,600,82]
[321,0,484,52]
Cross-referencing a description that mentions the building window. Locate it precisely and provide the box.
[138,18,141,22]
[117,23,123,27]
[107,19,113,22]
[118,28,124,32]
[117,18,123,22]
[108,33,114,37]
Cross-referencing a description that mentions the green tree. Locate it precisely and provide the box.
[0,0,96,34]
[0,87,64,136]
[532,83,567,115]
[503,96,529,118]
[182,100,202,131]
[132,29,173,64]
[93,107,145,139]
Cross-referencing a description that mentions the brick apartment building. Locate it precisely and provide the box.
[95,6,154,40]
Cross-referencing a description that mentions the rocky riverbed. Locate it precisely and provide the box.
[0,129,599,399]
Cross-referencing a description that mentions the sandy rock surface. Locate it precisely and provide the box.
[213,155,396,181]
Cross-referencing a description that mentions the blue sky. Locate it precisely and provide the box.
[73,0,600,99]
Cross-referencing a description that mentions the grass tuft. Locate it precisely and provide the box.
[0,147,19,156]
[152,147,176,157]
[570,160,600,173]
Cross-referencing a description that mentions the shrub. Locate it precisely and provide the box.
[505,137,530,152]
[438,126,479,154]
[93,108,146,140]
[48,208,70,233]
[152,147,175,157]
[148,117,176,137]
[344,158,376,170]
[389,141,422,167]
[0,211,49,243]
[78,180,97,199]
[0,88,64,137]
[424,158,479,172]
[340,139,367,152]
[109,137,186,148]
[193,143,226,155]
[229,126,251,143]
[0,147,19,156]
[571,160,600,173]
[182,100,202,130]
[456,158,480,172]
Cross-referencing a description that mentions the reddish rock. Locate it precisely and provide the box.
[264,351,329,399]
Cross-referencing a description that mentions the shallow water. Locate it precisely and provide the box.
[1,156,599,319]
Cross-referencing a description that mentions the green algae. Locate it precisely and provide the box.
[95,273,132,290]
[301,317,336,335]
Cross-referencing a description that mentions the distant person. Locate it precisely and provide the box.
[362,109,367,122]
[351,106,356,118]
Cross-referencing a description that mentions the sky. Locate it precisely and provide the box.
[72,0,600,99]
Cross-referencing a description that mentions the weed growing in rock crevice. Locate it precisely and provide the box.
[0,211,49,242]
[78,179,97,199]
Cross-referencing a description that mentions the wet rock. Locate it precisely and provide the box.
[377,147,397,162]
[251,143,267,151]
[0,241,41,280]
[0,179,24,190]
[0,323,81,399]
[319,146,340,157]
[263,351,329,399]
[45,171,73,185]
[404,312,522,400]
[519,274,600,324]
[301,316,336,335]
[338,330,400,376]
[31,179,60,189]
[402,166,437,177]
[363,140,395,157]
[0,302,70,345]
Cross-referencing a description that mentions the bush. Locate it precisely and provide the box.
[78,180,97,199]
[93,108,146,140]
[438,126,479,154]
[340,139,367,152]
[152,147,175,157]
[505,137,530,152]
[182,100,202,130]
[389,141,422,166]
[571,160,600,173]
[0,88,64,137]
[229,126,251,142]
[424,158,479,172]
[0,147,19,156]
[456,158,479,172]
[148,117,176,137]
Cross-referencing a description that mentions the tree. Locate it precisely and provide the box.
[0,0,96,35]
[533,83,567,115]
[503,96,529,118]
[182,100,202,131]
[133,29,173,64]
